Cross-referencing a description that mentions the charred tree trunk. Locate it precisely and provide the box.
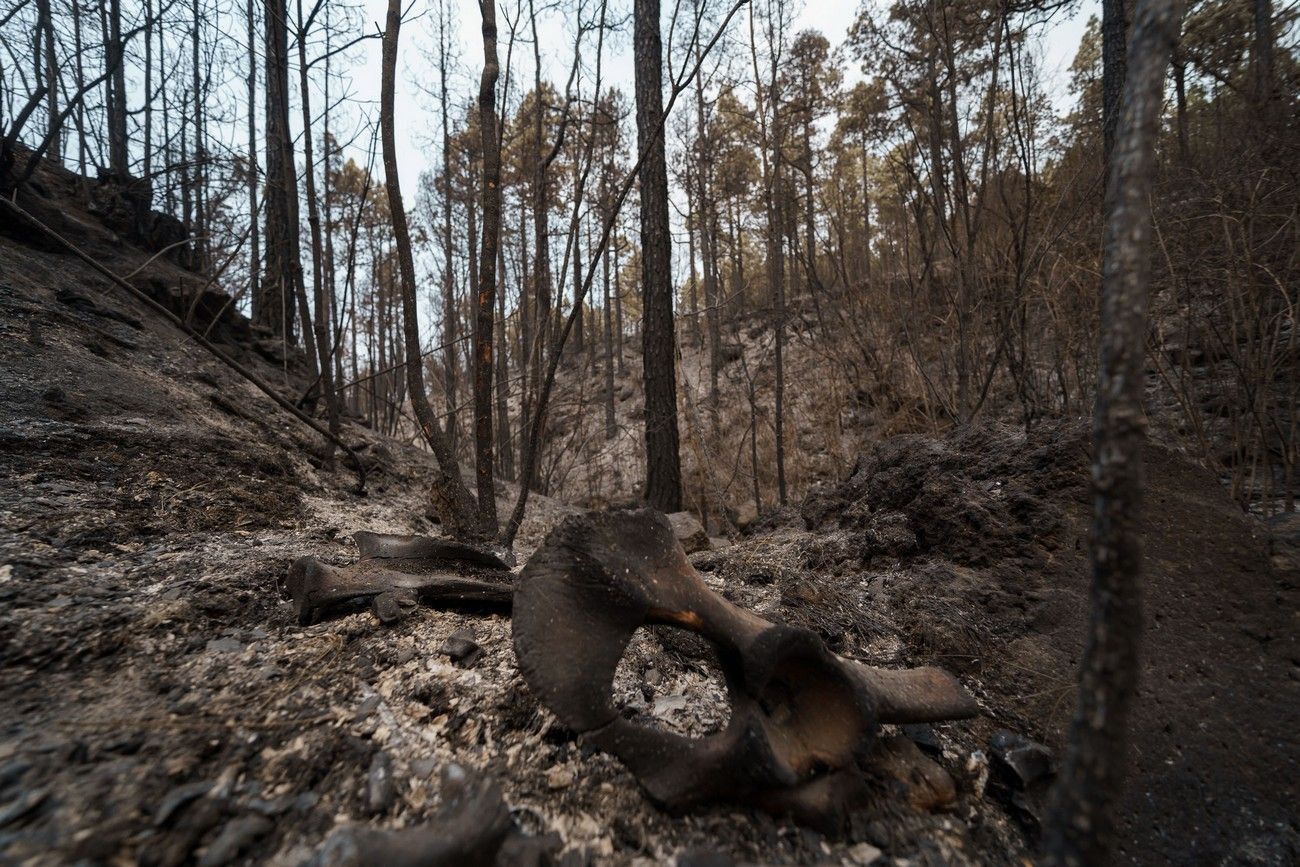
[1101,0,1128,167]
[381,0,483,537]
[1043,0,1186,863]
[473,0,502,534]
[692,46,721,415]
[495,236,514,482]
[38,0,59,163]
[106,0,128,176]
[259,0,298,340]
[633,0,682,513]
[528,0,552,491]
[296,0,340,466]
[438,4,459,455]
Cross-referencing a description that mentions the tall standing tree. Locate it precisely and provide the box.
[259,0,299,340]
[436,0,460,453]
[245,0,260,332]
[381,0,483,536]
[473,0,503,534]
[106,0,129,176]
[633,0,682,513]
[296,0,340,465]
[1044,0,1186,863]
[1101,0,1127,165]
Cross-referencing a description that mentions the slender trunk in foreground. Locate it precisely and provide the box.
[381,0,483,537]
[474,0,503,534]
[1043,0,1185,863]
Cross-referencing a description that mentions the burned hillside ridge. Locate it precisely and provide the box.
[0,159,1294,865]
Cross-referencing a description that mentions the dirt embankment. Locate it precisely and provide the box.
[786,423,1300,864]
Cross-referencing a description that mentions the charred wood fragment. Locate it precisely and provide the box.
[511,509,977,829]
[287,531,513,626]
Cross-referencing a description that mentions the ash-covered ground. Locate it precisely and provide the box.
[1,169,1297,866]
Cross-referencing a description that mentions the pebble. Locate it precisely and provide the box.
[196,814,272,867]
[846,842,883,865]
[154,780,213,827]
[546,766,575,790]
[367,752,395,814]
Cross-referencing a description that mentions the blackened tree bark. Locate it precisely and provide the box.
[437,1,459,454]
[1101,0,1128,166]
[106,0,128,176]
[1253,0,1275,114]
[259,0,298,339]
[474,0,502,534]
[496,236,514,482]
[245,0,260,332]
[381,0,483,537]
[38,0,58,163]
[527,0,552,486]
[296,0,340,467]
[633,0,682,513]
[691,32,721,416]
[1043,0,1186,863]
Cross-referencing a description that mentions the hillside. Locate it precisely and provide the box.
[1,162,1298,866]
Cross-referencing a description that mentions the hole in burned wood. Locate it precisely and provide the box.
[610,626,731,739]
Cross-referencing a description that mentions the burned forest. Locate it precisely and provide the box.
[1,0,1297,864]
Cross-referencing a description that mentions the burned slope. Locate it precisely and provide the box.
[0,167,1002,866]
[718,423,1298,865]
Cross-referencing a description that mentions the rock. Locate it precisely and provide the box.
[1266,512,1300,575]
[352,694,381,722]
[205,637,244,654]
[988,730,1055,834]
[545,765,575,790]
[154,781,213,827]
[0,786,48,828]
[707,537,731,551]
[652,694,689,718]
[667,512,709,553]
[734,501,759,532]
[196,815,272,867]
[438,628,483,668]
[367,751,395,814]
[410,758,437,780]
[900,723,943,758]
[846,843,883,865]
[988,730,1054,790]
[871,735,956,812]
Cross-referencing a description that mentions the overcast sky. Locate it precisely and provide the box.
[343,0,1098,198]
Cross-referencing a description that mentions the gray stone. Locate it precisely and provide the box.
[1267,512,1300,575]
[196,815,272,867]
[367,752,395,815]
[666,512,709,554]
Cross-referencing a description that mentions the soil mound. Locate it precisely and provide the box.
[774,422,1299,864]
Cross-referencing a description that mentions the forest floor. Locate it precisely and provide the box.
[1,171,1298,866]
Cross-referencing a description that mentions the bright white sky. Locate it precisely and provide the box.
[344,0,1098,199]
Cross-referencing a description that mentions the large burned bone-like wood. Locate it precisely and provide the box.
[288,531,513,625]
[511,510,977,829]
